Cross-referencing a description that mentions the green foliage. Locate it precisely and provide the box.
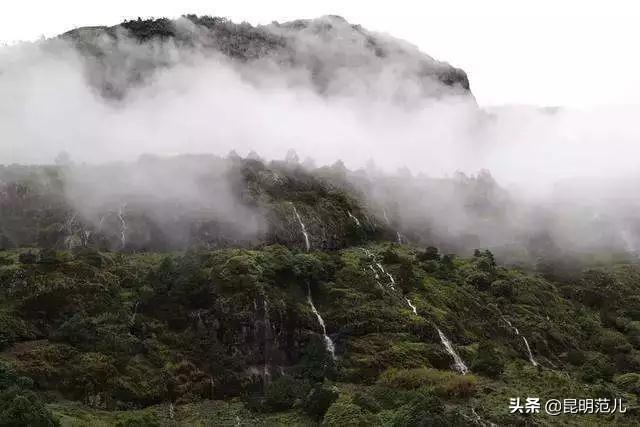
[302,383,339,421]
[322,398,374,426]
[471,341,505,378]
[377,368,477,398]
[0,363,59,426]
[2,239,640,424]
[389,388,447,427]
[114,413,160,427]
[261,376,308,412]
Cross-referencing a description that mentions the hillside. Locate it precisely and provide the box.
[1,14,640,427]
[60,15,471,101]
[2,156,640,426]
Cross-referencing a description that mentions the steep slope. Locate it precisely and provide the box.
[1,243,640,425]
[60,15,471,101]
[2,14,640,427]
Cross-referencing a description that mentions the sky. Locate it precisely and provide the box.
[1,0,639,107]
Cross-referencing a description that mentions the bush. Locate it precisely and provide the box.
[614,373,640,395]
[581,354,615,383]
[466,272,491,291]
[322,399,374,426]
[390,388,446,427]
[471,342,504,378]
[596,330,631,355]
[18,251,37,264]
[567,350,586,366]
[302,383,339,421]
[489,280,513,298]
[115,413,160,427]
[0,363,59,427]
[352,391,381,413]
[418,247,440,262]
[262,376,307,412]
[377,368,476,399]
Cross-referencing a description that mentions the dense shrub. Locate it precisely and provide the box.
[302,384,339,421]
[377,368,476,398]
[0,364,59,426]
[471,342,504,378]
[322,399,374,426]
[262,376,308,412]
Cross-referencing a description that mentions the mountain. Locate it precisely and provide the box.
[1,15,640,427]
[60,15,471,101]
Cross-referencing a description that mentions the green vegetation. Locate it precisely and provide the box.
[0,242,639,425]
[1,156,639,425]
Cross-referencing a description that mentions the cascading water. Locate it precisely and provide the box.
[348,211,361,227]
[521,336,538,367]
[63,214,80,249]
[307,284,336,360]
[118,204,127,249]
[362,249,466,374]
[129,301,140,325]
[503,318,538,367]
[367,265,383,289]
[405,298,418,315]
[292,205,310,252]
[437,328,469,374]
[382,209,391,225]
[375,262,396,290]
[396,231,402,244]
[263,297,272,384]
[363,249,416,313]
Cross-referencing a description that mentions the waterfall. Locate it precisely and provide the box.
[368,264,379,279]
[263,297,271,384]
[348,211,361,227]
[129,301,140,325]
[292,205,310,251]
[362,249,396,291]
[367,265,383,289]
[63,214,80,249]
[503,317,538,367]
[375,262,396,290]
[396,231,402,244]
[437,328,469,374]
[382,209,391,225]
[307,284,336,360]
[118,204,127,249]
[521,336,538,367]
[405,298,418,315]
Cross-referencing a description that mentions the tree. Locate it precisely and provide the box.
[0,364,59,426]
[471,342,504,378]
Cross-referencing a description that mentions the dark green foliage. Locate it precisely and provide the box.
[114,413,160,427]
[390,388,447,427]
[322,399,374,426]
[471,342,504,378]
[418,247,440,262]
[0,363,59,426]
[261,376,308,412]
[1,224,640,424]
[19,251,37,264]
[302,383,339,421]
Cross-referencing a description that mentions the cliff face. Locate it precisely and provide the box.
[60,15,472,101]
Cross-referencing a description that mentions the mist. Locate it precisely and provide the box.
[1,15,639,259]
